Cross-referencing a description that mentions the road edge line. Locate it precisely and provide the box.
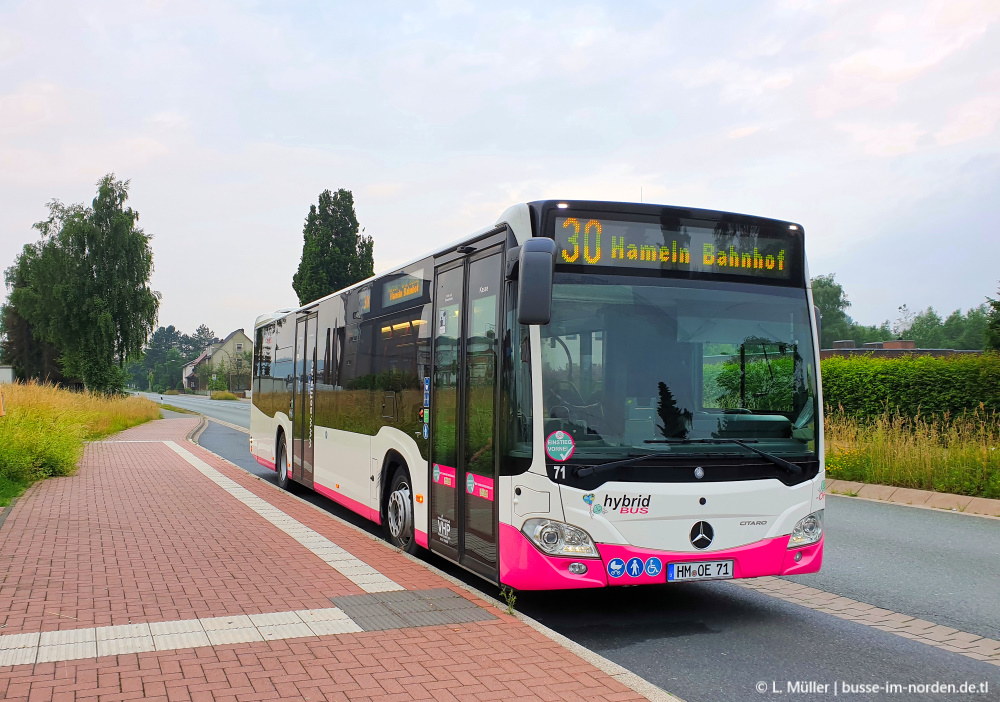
[186,437,685,702]
[826,493,1000,522]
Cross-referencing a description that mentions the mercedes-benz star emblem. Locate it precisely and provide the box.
[694,466,705,479]
[690,521,714,549]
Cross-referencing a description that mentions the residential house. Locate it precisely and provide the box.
[184,329,253,392]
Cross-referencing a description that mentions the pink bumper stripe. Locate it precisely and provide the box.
[253,455,276,471]
[314,482,381,525]
[499,522,824,591]
[499,523,608,590]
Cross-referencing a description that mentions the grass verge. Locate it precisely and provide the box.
[826,409,1000,499]
[0,381,160,506]
[210,391,239,400]
[160,404,197,415]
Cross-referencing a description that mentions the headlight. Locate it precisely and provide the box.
[522,519,600,558]
[788,511,823,548]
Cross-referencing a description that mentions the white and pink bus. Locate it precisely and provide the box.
[250,200,825,589]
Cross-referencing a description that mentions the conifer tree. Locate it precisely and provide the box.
[292,189,374,306]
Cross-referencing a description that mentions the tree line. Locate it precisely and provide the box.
[812,274,1000,351]
[2,180,374,394]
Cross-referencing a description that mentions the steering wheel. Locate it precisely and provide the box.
[552,378,586,407]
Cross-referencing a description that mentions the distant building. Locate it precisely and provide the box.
[184,329,253,392]
[0,365,13,384]
[821,340,981,360]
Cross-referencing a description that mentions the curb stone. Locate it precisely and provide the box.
[0,482,35,536]
[826,480,1000,520]
[188,415,208,443]
[186,429,685,702]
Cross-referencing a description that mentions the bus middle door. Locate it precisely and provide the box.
[429,246,503,581]
[292,312,317,489]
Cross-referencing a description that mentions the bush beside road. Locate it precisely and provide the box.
[826,409,1000,499]
[0,381,159,506]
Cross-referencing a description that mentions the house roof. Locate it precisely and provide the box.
[216,328,250,347]
[190,349,211,367]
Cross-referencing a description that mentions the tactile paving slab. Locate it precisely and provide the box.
[330,588,495,631]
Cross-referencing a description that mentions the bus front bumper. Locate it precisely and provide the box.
[498,523,823,591]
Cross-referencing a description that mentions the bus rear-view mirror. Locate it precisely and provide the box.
[517,238,556,325]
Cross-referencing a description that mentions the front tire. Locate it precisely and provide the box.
[276,437,290,490]
[385,468,417,554]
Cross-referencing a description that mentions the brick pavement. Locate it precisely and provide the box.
[0,417,654,701]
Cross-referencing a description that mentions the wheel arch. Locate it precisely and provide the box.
[275,426,287,466]
[379,449,408,522]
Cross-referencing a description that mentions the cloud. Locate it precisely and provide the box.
[673,60,795,105]
[0,0,998,336]
[0,136,170,187]
[836,122,927,155]
[0,30,23,61]
[935,95,1000,146]
[811,0,1000,117]
[727,126,762,140]
[0,83,68,136]
[145,111,191,131]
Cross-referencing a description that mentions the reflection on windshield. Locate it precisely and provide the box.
[541,274,818,457]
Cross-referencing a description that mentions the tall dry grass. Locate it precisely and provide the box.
[825,408,1000,499]
[0,381,160,505]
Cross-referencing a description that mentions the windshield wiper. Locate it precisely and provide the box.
[573,453,673,478]
[644,438,803,475]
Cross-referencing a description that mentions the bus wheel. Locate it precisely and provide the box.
[385,468,417,553]
[276,437,290,490]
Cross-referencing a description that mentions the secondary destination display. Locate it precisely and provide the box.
[383,272,424,307]
[553,216,795,280]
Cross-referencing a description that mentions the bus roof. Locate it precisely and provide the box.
[256,200,805,328]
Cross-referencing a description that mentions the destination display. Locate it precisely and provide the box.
[383,272,424,308]
[553,216,796,280]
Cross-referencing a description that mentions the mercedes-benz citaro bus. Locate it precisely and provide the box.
[249,200,825,589]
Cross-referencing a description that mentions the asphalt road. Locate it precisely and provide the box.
[191,413,1000,701]
[786,498,1000,641]
[141,391,250,428]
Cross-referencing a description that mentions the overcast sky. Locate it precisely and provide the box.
[2,0,998,338]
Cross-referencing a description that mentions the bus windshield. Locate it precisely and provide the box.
[540,273,818,461]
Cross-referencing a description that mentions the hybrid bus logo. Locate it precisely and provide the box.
[604,494,651,514]
[582,493,604,517]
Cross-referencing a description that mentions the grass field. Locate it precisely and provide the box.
[825,409,1000,499]
[0,382,160,506]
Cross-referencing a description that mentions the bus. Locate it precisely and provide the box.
[250,200,825,589]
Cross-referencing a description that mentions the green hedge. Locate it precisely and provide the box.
[821,353,1000,420]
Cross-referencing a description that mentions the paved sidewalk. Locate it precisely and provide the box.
[0,417,653,702]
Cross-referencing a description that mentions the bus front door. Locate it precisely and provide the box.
[292,312,317,488]
[430,247,503,581]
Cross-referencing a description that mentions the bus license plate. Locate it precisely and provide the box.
[667,560,734,582]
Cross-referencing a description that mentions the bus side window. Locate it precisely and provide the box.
[323,327,331,385]
[502,282,532,470]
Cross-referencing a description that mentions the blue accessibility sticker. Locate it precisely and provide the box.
[607,558,626,578]
[644,557,663,577]
[625,557,644,578]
